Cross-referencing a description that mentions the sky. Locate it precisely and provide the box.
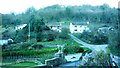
[0,0,119,14]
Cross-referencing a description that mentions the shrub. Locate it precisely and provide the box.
[82,50,111,66]
[58,28,70,39]
[2,47,57,57]
[29,43,43,50]
[63,45,84,54]
[2,42,32,51]
[75,30,108,44]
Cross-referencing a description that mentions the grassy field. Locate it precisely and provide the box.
[37,39,81,46]
[2,62,39,68]
[11,62,38,66]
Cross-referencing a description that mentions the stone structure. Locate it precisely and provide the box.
[45,45,66,66]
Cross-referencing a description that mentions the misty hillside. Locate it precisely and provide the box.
[1,4,118,28]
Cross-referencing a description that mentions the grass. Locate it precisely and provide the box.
[37,39,81,46]
[2,62,39,68]
[11,62,38,66]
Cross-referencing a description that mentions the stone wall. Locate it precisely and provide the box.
[45,52,67,66]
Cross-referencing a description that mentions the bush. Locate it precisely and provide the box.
[82,50,111,66]
[2,47,57,57]
[76,30,108,44]
[2,42,32,51]
[58,28,70,39]
[29,43,43,50]
[63,45,84,54]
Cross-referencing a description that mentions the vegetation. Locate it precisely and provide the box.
[108,8,120,57]
[1,3,119,67]
[2,62,39,68]
[63,45,84,54]
[2,47,57,57]
[1,4,118,42]
[82,50,111,67]
[74,30,108,44]
[37,39,80,46]
[108,29,120,56]
[11,62,38,66]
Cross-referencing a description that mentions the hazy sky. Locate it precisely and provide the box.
[0,0,119,14]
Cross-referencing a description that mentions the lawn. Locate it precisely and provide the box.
[11,62,38,66]
[37,39,81,46]
[2,62,39,68]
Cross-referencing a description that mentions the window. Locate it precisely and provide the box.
[74,29,77,31]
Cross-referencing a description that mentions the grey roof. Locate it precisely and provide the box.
[72,22,87,25]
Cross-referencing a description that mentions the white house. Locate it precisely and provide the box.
[98,26,114,33]
[69,22,90,33]
[15,24,27,30]
[0,39,13,45]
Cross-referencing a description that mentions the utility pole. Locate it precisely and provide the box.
[28,23,30,42]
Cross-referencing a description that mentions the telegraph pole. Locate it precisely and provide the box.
[28,23,30,42]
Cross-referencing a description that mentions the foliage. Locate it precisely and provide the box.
[58,28,70,39]
[2,47,57,57]
[11,62,38,66]
[2,4,118,28]
[2,42,32,51]
[94,50,110,65]
[108,29,120,56]
[74,30,108,44]
[63,45,84,54]
[29,43,43,50]
[1,4,118,43]
[14,26,28,43]
[83,50,111,66]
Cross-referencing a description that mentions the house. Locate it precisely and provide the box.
[98,26,114,33]
[0,39,13,45]
[48,23,62,32]
[15,24,27,30]
[69,22,90,33]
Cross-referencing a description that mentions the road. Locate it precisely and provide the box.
[57,34,108,67]
[69,34,120,67]
[69,34,108,52]
[57,34,120,67]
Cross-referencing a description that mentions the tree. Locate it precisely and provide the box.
[14,26,28,43]
[58,28,70,39]
[108,8,120,56]
[108,29,120,56]
[33,18,46,42]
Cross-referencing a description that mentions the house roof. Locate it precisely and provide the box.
[47,23,61,27]
[72,22,88,25]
